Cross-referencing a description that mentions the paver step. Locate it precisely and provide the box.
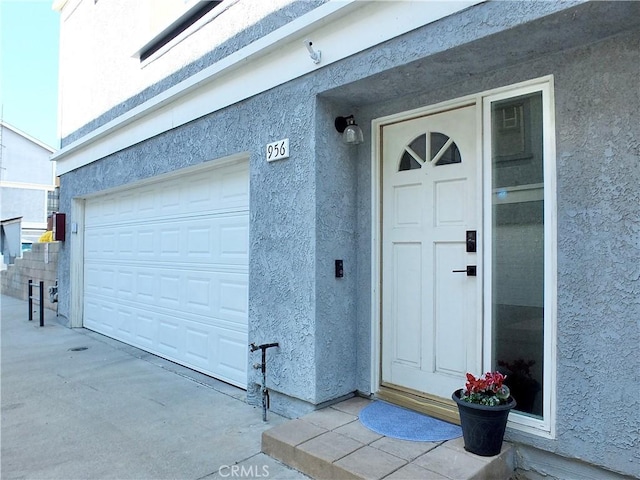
[262,397,515,480]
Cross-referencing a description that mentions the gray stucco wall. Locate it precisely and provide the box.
[57,1,639,477]
[349,27,639,478]
[554,30,639,475]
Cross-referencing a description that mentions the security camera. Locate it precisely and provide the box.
[304,39,321,64]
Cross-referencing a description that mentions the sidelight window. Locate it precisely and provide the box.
[484,80,556,436]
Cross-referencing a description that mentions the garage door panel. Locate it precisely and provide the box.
[186,225,212,256]
[185,327,209,364]
[115,308,134,337]
[137,229,156,256]
[185,275,211,309]
[216,332,248,380]
[136,272,155,301]
[84,299,102,328]
[218,277,249,322]
[183,272,247,323]
[158,318,181,355]
[135,312,156,346]
[220,223,249,261]
[117,231,135,255]
[158,274,181,308]
[117,193,136,219]
[220,165,250,205]
[160,185,182,214]
[117,270,135,299]
[84,161,249,388]
[159,227,181,257]
[89,302,116,333]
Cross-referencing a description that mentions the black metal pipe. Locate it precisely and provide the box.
[28,280,33,321]
[249,342,279,421]
[39,281,44,327]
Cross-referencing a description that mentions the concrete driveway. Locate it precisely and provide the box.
[1,295,307,480]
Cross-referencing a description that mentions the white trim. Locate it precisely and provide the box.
[21,222,47,230]
[370,116,382,394]
[70,197,84,328]
[52,0,483,175]
[0,181,57,191]
[371,75,556,438]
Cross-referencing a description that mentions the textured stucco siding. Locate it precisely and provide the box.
[349,28,640,477]
[56,1,639,477]
[553,31,639,475]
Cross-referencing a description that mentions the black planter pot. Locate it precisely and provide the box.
[452,389,516,457]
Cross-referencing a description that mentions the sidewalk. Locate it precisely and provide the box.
[0,295,308,480]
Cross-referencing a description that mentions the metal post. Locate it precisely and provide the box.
[28,280,33,321]
[39,281,44,327]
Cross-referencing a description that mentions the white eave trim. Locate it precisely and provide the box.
[52,0,483,175]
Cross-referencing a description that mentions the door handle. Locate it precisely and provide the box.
[452,265,476,276]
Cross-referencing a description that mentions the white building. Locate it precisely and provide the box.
[0,121,57,243]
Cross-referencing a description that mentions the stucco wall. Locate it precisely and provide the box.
[56,1,639,477]
[349,27,639,478]
[553,30,639,476]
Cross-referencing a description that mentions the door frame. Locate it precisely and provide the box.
[370,75,557,436]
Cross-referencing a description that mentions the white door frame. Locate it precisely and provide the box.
[370,75,557,437]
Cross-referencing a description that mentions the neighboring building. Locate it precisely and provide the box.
[0,121,57,243]
[52,1,639,478]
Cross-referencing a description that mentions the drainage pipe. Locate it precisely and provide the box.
[250,342,279,421]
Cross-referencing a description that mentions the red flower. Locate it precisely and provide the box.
[465,371,506,394]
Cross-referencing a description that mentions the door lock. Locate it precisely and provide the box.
[466,230,477,253]
[452,265,477,276]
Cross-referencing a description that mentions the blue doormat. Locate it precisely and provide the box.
[359,401,462,442]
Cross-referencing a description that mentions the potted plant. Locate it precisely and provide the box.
[452,371,516,456]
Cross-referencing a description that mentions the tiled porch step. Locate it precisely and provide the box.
[262,397,515,480]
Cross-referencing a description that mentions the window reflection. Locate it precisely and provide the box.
[491,92,544,418]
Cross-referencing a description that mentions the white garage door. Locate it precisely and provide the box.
[83,161,249,388]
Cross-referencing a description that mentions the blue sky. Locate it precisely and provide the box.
[1,0,60,149]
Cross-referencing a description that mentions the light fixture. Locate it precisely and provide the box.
[334,115,364,145]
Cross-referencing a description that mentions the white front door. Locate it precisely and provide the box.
[381,104,481,400]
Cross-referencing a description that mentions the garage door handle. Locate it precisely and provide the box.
[452,266,476,276]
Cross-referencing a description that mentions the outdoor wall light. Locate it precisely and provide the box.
[334,115,364,145]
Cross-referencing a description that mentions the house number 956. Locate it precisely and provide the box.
[266,139,289,162]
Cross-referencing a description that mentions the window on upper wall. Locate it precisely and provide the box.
[47,187,60,216]
[483,80,556,437]
[138,0,223,63]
